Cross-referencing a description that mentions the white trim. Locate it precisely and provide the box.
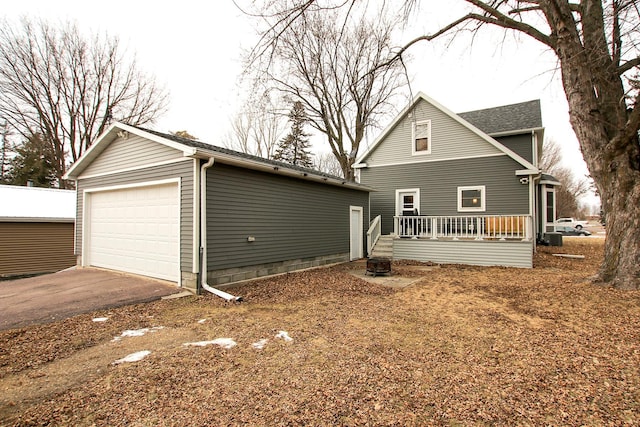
[516,169,540,176]
[77,157,192,180]
[395,188,421,216]
[349,206,364,260]
[66,122,373,192]
[356,152,509,169]
[457,185,486,212]
[532,130,539,168]
[192,159,200,274]
[540,178,561,186]
[486,127,545,138]
[64,122,197,179]
[354,92,538,171]
[542,185,556,232]
[82,177,181,194]
[411,119,431,156]
[82,178,182,285]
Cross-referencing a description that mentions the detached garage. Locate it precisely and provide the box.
[0,184,76,278]
[64,123,371,294]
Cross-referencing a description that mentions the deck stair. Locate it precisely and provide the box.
[370,235,393,258]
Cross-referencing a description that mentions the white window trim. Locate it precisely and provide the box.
[457,185,486,212]
[395,188,420,216]
[411,119,431,156]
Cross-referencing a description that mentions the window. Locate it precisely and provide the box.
[457,186,486,212]
[412,120,431,155]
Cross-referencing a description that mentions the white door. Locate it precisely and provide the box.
[349,206,363,260]
[396,189,420,216]
[86,183,180,282]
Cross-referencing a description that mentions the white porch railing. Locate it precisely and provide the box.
[393,215,532,241]
[367,215,382,255]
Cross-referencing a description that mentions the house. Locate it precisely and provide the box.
[63,123,371,293]
[355,92,559,268]
[0,184,76,277]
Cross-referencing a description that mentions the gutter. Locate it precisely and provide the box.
[191,148,374,192]
[199,157,243,302]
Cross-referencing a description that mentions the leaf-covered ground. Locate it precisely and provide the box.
[1,237,639,426]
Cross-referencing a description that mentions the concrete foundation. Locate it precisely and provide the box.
[205,253,350,287]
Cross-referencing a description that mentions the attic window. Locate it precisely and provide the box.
[412,120,431,155]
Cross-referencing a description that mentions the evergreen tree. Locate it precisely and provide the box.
[6,133,57,187]
[274,101,313,168]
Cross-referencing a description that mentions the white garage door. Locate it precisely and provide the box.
[87,183,180,282]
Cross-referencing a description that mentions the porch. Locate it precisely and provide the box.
[367,214,534,268]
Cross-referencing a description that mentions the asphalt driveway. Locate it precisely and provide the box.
[0,268,183,330]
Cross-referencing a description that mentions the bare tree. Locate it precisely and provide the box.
[314,152,344,177]
[246,3,408,180]
[223,92,287,159]
[256,0,640,289]
[0,119,11,183]
[171,130,198,140]
[541,139,592,218]
[0,18,169,188]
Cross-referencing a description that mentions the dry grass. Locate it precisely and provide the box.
[1,237,640,426]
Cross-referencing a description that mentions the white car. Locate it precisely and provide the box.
[555,217,589,230]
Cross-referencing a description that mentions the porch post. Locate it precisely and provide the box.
[430,217,437,240]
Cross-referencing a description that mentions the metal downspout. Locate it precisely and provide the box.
[200,157,243,302]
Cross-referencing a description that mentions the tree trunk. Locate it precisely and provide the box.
[552,8,640,289]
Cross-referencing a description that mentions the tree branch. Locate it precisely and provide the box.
[618,56,640,74]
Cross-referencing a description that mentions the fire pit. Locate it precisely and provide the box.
[365,257,392,277]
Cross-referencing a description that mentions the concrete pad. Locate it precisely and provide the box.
[0,268,182,330]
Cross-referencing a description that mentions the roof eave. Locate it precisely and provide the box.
[63,123,198,179]
[193,149,374,192]
[0,217,75,223]
[488,126,545,137]
[356,92,539,171]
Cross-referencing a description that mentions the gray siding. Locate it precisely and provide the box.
[80,135,184,177]
[364,98,503,167]
[361,156,529,235]
[75,159,195,272]
[206,163,369,270]
[494,134,534,165]
[393,239,533,268]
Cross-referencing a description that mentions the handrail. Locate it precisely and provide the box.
[393,214,532,241]
[366,215,382,255]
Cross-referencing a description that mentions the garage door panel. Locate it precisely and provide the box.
[88,183,179,282]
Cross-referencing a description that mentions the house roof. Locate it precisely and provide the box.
[64,123,373,192]
[540,173,561,186]
[0,184,76,222]
[354,92,539,172]
[458,99,543,135]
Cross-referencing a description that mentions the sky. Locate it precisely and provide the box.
[2,0,597,205]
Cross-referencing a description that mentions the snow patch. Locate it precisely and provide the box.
[112,350,151,365]
[252,339,268,349]
[112,326,164,342]
[183,338,237,349]
[275,331,293,342]
[92,317,109,322]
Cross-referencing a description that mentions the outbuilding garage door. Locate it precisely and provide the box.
[87,183,180,282]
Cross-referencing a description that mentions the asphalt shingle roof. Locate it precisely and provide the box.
[458,99,542,135]
[134,126,350,183]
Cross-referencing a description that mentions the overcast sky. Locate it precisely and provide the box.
[3,0,595,203]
